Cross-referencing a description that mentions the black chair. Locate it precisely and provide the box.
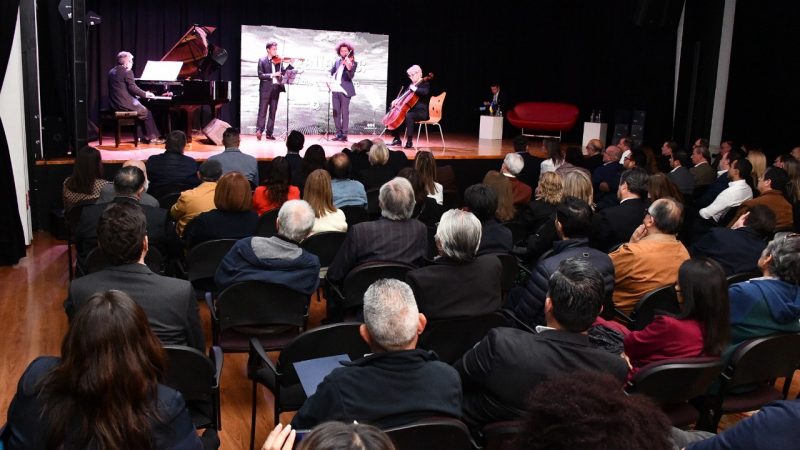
[481,420,524,450]
[207,281,310,353]
[158,192,182,211]
[366,188,381,219]
[301,231,347,281]
[186,239,237,300]
[328,261,415,317]
[341,205,369,227]
[625,357,725,427]
[384,417,474,450]
[494,253,520,293]
[163,345,223,430]
[81,246,165,275]
[616,285,681,330]
[255,208,280,237]
[607,241,624,253]
[418,312,509,364]
[64,201,95,280]
[501,221,527,246]
[698,333,800,431]
[247,323,370,450]
[726,271,761,285]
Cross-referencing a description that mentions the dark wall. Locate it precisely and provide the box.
[37,0,679,149]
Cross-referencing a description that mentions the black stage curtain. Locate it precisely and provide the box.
[0,0,27,266]
[37,0,678,148]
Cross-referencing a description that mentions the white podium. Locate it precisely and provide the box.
[582,122,608,149]
[479,115,503,140]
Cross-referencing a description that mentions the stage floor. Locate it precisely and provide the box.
[38,132,525,165]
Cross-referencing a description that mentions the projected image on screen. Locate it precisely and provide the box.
[241,25,389,137]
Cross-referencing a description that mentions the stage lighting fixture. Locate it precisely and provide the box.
[57,0,72,20]
[87,11,102,26]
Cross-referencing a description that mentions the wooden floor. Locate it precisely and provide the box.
[37,132,520,166]
[1,232,798,448]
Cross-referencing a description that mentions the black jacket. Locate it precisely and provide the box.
[505,238,615,326]
[107,64,147,111]
[690,226,767,276]
[590,197,648,251]
[478,219,513,255]
[184,209,259,248]
[146,152,200,199]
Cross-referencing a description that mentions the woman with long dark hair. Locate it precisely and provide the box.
[63,145,110,212]
[3,290,204,449]
[296,144,327,191]
[623,257,730,378]
[414,150,443,205]
[253,156,301,215]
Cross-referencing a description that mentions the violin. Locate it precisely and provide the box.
[270,55,305,64]
[382,73,434,130]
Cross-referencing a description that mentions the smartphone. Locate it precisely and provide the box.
[292,429,312,449]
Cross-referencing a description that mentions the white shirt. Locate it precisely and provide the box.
[699,179,753,222]
[539,158,562,176]
[427,182,443,205]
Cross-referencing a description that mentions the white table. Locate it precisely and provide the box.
[479,115,503,140]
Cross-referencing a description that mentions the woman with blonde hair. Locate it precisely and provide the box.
[359,141,396,191]
[414,150,443,204]
[562,170,595,209]
[303,169,347,234]
[747,150,767,190]
[483,170,516,221]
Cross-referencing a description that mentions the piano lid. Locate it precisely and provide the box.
[161,25,228,80]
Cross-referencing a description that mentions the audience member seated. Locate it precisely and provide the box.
[303,169,348,235]
[3,290,208,450]
[728,167,793,230]
[215,200,320,295]
[727,233,800,355]
[659,140,678,173]
[341,138,372,179]
[711,139,733,171]
[622,258,729,379]
[262,422,395,450]
[521,171,562,260]
[748,150,768,189]
[463,183,512,255]
[359,141,397,192]
[562,170,595,209]
[501,152,532,206]
[539,139,564,178]
[171,160,221,237]
[183,171,258,248]
[581,139,604,173]
[691,205,775,276]
[415,150,443,204]
[592,145,623,209]
[668,150,696,197]
[328,152,368,208]
[699,158,754,223]
[691,139,717,188]
[506,197,615,326]
[590,168,649,251]
[648,172,685,204]
[456,258,628,428]
[406,209,502,320]
[397,168,443,228]
[96,159,158,207]
[208,127,258,185]
[285,130,305,183]
[621,147,648,172]
[62,145,110,212]
[516,372,712,450]
[483,170,517,222]
[253,156,301,215]
[610,198,690,315]
[327,177,427,284]
[145,130,200,199]
[773,153,795,170]
[290,279,462,429]
[296,144,326,191]
[694,148,745,209]
[555,145,591,179]
[74,166,169,267]
[514,136,544,190]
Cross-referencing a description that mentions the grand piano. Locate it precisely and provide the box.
[136,25,231,142]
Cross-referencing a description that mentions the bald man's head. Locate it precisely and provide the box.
[647,197,683,235]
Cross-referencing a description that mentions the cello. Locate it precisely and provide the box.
[382,73,434,130]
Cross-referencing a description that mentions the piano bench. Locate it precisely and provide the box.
[99,110,140,148]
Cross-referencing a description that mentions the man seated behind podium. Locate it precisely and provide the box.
[66,202,204,351]
[108,51,163,145]
[208,127,258,185]
[290,278,462,429]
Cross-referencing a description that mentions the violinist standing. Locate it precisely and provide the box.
[256,41,293,141]
[330,41,357,142]
[390,65,430,149]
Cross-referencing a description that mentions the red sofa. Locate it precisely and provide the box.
[506,102,580,139]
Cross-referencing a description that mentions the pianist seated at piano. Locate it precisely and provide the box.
[108,51,164,145]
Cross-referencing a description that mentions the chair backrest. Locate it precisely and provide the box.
[626,357,725,404]
[385,417,473,450]
[631,285,680,331]
[723,333,800,392]
[186,239,238,292]
[162,345,218,402]
[65,200,96,236]
[217,281,309,333]
[418,312,509,364]
[301,231,348,268]
[427,92,446,123]
[366,189,381,219]
[481,420,524,450]
[726,271,761,285]
[342,261,415,310]
[341,205,369,227]
[255,208,280,237]
[84,246,164,274]
[276,323,371,387]
[158,192,182,211]
[501,221,527,246]
[494,253,519,292]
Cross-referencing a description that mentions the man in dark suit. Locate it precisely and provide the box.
[582,139,604,174]
[66,202,204,351]
[285,130,304,183]
[330,41,357,142]
[75,166,170,268]
[455,258,628,428]
[691,139,716,188]
[145,130,200,199]
[407,210,502,320]
[389,64,430,149]
[481,82,507,115]
[590,168,650,251]
[256,41,293,140]
[108,51,163,144]
[668,150,696,196]
[592,145,624,209]
[463,184,512,254]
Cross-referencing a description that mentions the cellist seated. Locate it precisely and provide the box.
[386,65,430,149]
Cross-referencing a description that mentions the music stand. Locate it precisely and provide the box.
[278,69,299,140]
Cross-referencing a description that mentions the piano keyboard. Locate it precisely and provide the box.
[150,95,173,101]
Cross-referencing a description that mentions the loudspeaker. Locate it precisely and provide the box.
[612,124,629,145]
[69,0,88,150]
[42,116,70,157]
[633,0,683,29]
[632,110,647,126]
[202,118,231,145]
